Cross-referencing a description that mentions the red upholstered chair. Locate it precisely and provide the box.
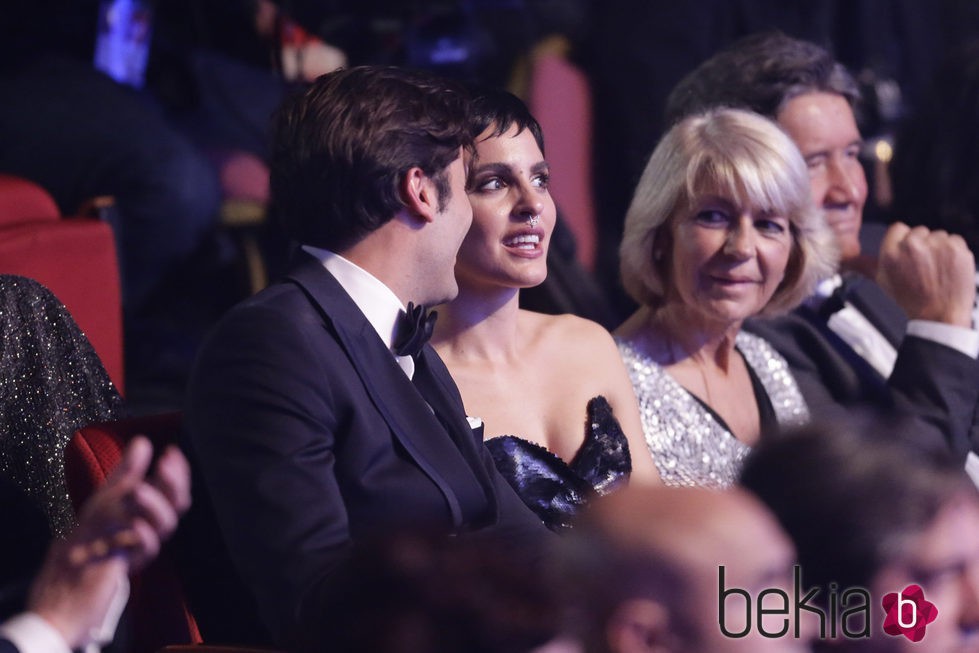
[0,174,125,392]
[0,173,60,220]
[65,413,203,653]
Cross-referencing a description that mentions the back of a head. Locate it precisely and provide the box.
[562,486,790,653]
[740,416,972,595]
[270,65,472,252]
[301,530,564,653]
[664,31,860,127]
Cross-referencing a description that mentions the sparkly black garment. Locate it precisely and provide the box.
[0,276,124,536]
[486,396,631,532]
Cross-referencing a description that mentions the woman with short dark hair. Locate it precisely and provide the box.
[432,88,660,531]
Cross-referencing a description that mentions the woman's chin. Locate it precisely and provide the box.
[519,269,549,290]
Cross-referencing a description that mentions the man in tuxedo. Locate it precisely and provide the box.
[663,32,979,460]
[182,65,551,649]
[0,437,191,653]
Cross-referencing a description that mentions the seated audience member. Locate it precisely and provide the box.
[432,87,659,532]
[561,485,812,653]
[664,31,979,461]
[0,54,221,320]
[614,107,836,487]
[182,65,551,649]
[0,3,233,405]
[0,275,124,537]
[298,530,573,653]
[0,436,191,653]
[741,418,979,652]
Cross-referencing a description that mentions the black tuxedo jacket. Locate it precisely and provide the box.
[746,276,979,459]
[182,255,549,647]
[0,638,15,653]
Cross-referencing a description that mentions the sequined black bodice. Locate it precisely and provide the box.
[485,396,631,531]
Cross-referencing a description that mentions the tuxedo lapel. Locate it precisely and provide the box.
[337,322,494,528]
[285,257,492,529]
[413,348,499,524]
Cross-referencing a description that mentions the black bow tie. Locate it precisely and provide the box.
[393,302,437,358]
[817,276,858,320]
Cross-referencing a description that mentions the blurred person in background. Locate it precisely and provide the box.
[741,417,979,653]
[562,484,813,653]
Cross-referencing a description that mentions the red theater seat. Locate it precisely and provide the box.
[0,174,124,392]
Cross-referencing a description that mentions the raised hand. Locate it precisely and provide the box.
[877,222,976,327]
[27,436,191,649]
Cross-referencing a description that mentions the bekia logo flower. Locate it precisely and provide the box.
[881,584,938,642]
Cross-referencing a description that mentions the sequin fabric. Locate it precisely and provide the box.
[486,396,631,531]
[617,331,808,489]
[0,276,124,536]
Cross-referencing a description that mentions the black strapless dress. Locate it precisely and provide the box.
[485,396,631,531]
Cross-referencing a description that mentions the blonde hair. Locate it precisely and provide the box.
[619,107,838,316]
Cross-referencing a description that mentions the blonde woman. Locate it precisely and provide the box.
[615,108,838,488]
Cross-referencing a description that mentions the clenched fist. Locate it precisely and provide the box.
[877,222,976,327]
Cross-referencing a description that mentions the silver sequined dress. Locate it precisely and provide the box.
[617,331,808,488]
[0,275,124,536]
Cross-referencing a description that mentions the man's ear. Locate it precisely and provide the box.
[400,166,438,224]
[606,599,675,653]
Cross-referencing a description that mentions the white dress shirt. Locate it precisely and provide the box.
[812,275,979,486]
[302,245,415,378]
[0,614,71,653]
[813,275,979,378]
[0,554,128,653]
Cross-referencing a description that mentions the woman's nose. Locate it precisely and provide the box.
[514,191,545,223]
[724,221,756,258]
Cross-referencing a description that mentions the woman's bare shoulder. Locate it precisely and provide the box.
[519,311,620,362]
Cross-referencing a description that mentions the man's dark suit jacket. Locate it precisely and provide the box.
[181,254,549,647]
[0,638,16,653]
[746,275,979,459]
